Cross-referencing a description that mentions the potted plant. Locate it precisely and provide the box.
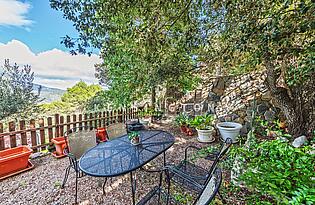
[128,131,141,145]
[0,146,33,178]
[189,114,215,143]
[174,113,194,136]
[216,122,242,143]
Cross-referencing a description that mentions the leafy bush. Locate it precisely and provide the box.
[238,140,315,204]
[174,113,190,126]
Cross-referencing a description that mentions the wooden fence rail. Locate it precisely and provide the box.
[0,108,138,152]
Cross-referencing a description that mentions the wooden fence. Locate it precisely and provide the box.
[0,108,139,152]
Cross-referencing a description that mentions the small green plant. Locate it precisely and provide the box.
[174,113,189,126]
[128,131,140,140]
[189,114,215,130]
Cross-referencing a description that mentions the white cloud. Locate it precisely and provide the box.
[0,0,33,27]
[0,40,102,89]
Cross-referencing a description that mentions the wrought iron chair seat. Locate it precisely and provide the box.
[167,138,232,193]
[137,168,223,205]
[169,161,208,192]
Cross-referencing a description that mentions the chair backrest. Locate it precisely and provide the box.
[194,168,222,205]
[106,123,127,140]
[64,127,97,159]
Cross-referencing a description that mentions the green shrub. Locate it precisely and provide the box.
[238,140,315,204]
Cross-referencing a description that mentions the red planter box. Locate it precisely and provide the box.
[0,146,32,177]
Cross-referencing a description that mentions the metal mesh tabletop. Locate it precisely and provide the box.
[79,130,175,177]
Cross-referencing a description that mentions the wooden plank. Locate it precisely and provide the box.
[89,113,93,129]
[9,121,16,148]
[84,114,88,129]
[66,115,71,132]
[55,114,60,137]
[59,116,64,136]
[39,118,45,145]
[102,111,106,127]
[79,114,83,129]
[106,111,110,126]
[94,112,98,128]
[98,112,102,128]
[20,120,27,145]
[0,123,4,150]
[118,109,122,123]
[30,119,37,152]
[47,117,53,141]
[72,114,77,129]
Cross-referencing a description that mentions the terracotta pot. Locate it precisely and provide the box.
[51,137,67,156]
[185,127,194,136]
[97,127,107,142]
[180,125,187,133]
[0,146,32,177]
[131,136,141,145]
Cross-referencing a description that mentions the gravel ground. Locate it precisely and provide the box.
[0,120,218,205]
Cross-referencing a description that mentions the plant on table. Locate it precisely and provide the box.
[128,131,141,145]
[189,114,215,142]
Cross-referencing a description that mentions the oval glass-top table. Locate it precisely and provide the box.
[79,130,175,204]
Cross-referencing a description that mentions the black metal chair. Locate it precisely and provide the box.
[168,138,233,193]
[105,123,128,140]
[137,138,232,205]
[137,167,223,205]
[61,126,97,204]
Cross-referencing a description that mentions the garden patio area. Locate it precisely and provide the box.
[0,119,236,205]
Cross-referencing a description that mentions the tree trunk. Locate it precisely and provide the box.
[151,86,156,123]
[263,54,306,138]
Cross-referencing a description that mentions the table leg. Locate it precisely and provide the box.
[130,171,136,205]
[163,151,166,166]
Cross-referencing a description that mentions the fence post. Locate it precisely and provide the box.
[9,121,16,148]
[79,114,83,129]
[59,116,64,136]
[20,120,27,145]
[84,114,88,128]
[66,115,71,132]
[30,119,37,152]
[72,114,77,129]
[0,123,4,150]
[89,113,93,129]
[94,112,98,128]
[98,112,102,128]
[47,117,53,141]
[55,114,60,137]
[102,111,106,127]
[39,118,45,146]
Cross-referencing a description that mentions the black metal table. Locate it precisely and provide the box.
[79,130,175,204]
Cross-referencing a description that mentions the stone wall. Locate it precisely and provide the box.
[179,71,282,135]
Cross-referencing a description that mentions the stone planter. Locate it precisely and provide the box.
[216,122,242,143]
[0,146,32,177]
[196,127,215,143]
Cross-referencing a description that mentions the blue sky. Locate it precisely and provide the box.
[0,0,101,89]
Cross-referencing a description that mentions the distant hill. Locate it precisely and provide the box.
[33,84,65,103]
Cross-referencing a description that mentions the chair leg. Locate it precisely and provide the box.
[102,178,108,195]
[218,191,226,204]
[165,171,171,205]
[62,165,71,188]
[75,172,79,204]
